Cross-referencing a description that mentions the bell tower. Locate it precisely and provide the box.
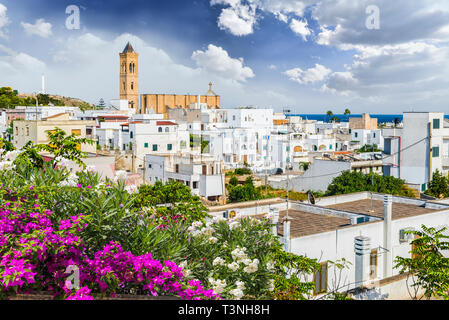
[120,42,139,111]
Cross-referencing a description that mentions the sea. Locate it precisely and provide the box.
[286,114,449,124]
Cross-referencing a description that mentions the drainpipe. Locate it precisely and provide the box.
[383,195,393,278]
[428,122,432,188]
[283,218,291,252]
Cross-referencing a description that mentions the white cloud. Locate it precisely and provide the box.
[21,18,53,38]
[192,44,255,82]
[284,64,331,84]
[0,3,10,39]
[323,43,449,101]
[210,0,316,36]
[289,18,311,40]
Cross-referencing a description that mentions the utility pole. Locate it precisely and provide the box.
[283,108,291,220]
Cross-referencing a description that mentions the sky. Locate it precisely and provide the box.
[0,0,449,113]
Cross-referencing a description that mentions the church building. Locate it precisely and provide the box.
[119,42,220,116]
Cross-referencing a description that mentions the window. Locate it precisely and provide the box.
[152,144,158,151]
[432,146,440,158]
[175,164,179,173]
[167,144,172,151]
[148,164,152,169]
[71,129,81,136]
[433,118,440,129]
[165,127,169,133]
[131,82,134,90]
[158,127,162,133]
[130,131,133,139]
[370,249,378,279]
[314,262,328,295]
[373,132,376,138]
[144,143,149,148]
[193,181,198,189]
[26,127,29,136]
[355,132,358,138]
[286,146,290,152]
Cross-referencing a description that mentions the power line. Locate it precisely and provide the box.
[288,136,429,180]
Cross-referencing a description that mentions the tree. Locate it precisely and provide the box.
[330,115,340,123]
[344,108,351,115]
[35,127,95,168]
[134,180,209,223]
[326,110,333,118]
[425,170,449,199]
[228,176,239,187]
[394,225,449,300]
[325,171,415,198]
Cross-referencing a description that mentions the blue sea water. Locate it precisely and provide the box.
[286,114,449,124]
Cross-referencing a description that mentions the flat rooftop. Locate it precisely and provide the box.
[326,199,440,220]
[276,210,351,238]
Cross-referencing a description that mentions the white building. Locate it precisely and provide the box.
[383,112,449,192]
[145,153,226,202]
[352,129,384,150]
[208,192,449,299]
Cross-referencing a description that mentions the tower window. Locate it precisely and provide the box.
[133,63,135,73]
[131,82,134,90]
[129,63,132,73]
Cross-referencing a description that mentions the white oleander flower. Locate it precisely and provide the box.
[227,262,240,272]
[266,261,275,271]
[212,216,226,223]
[244,260,258,274]
[212,257,225,266]
[208,236,218,244]
[268,279,275,292]
[235,281,245,291]
[209,278,226,295]
[113,170,128,182]
[229,288,244,300]
[125,184,138,194]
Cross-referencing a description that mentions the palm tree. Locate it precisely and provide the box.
[327,110,333,117]
[344,108,351,115]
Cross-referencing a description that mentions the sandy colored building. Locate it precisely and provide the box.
[13,113,97,154]
[349,113,378,130]
[140,82,220,117]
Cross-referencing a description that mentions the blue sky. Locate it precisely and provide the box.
[0,0,449,113]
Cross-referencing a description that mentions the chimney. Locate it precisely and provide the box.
[383,195,393,278]
[283,218,291,252]
[354,236,371,288]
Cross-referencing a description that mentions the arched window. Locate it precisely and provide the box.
[165,127,169,132]
[132,63,135,73]
[131,82,134,90]
[122,63,126,73]
[158,127,162,133]
[123,82,126,90]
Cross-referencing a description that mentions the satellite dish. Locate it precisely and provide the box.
[307,192,316,205]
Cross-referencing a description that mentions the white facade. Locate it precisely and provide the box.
[383,112,449,191]
[352,129,384,150]
[145,154,225,201]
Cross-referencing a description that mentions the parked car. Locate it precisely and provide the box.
[273,168,283,175]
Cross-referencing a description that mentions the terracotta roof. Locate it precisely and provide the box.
[156,121,177,126]
[44,113,66,119]
[326,199,441,220]
[276,210,351,238]
[122,42,135,53]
